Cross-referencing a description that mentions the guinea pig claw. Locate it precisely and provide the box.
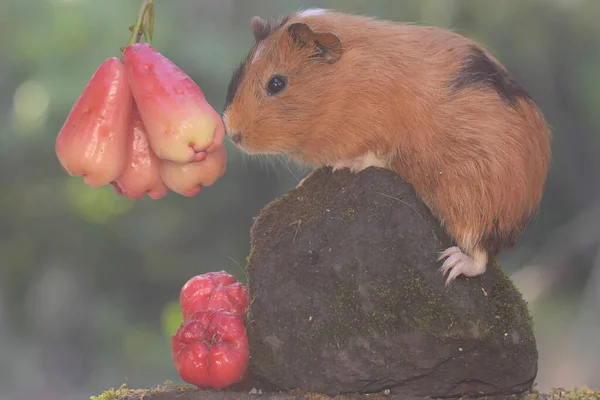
[439,252,463,276]
[436,246,461,262]
[438,246,486,286]
[444,266,466,286]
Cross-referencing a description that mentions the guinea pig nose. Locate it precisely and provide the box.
[229,132,242,145]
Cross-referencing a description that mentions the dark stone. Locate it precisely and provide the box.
[244,166,538,399]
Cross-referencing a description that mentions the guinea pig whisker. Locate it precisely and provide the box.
[240,151,248,174]
[249,153,274,178]
[266,155,286,181]
[275,155,302,184]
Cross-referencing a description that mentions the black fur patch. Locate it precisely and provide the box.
[254,16,290,42]
[223,16,291,111]
[449,45,531,108]
[224,58,248,111]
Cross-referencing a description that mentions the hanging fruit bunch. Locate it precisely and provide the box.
[54,0,250,390]
[55,0,226,200]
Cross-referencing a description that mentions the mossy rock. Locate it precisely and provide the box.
[244,166,538,398]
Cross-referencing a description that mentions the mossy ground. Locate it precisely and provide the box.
[522,386,600,400]
[90,383,600,400]
[90,380,192,400]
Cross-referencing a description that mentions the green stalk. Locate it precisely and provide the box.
[121,0,155,53]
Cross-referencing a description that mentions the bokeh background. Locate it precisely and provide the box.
[1,0,599,399]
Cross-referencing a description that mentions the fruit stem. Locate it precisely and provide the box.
[124,0,155,50]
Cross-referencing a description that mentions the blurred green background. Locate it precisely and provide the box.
[1,0,599,398]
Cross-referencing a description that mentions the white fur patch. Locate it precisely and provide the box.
[359,151,389,170]
[222,111,229,127]
[332,151,389,173]
[222,111,235,139]
[297,8,328,18]
[251,42,265,63]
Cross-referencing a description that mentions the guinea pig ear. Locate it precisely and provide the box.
[286,22,342,64]
[251,16,270,42]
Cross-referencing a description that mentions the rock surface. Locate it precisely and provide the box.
[244,167,538,399]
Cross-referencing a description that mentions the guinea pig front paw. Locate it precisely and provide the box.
[437,246,487,286]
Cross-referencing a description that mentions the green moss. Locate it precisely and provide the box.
[244,244,258,311]
[90,381,192,400]
[486,263,535,339]
[293,262,530,353]
[261,191,290,212]
[343,207,357,221]
[90,384,128,400]
[302,263,460,352]
[518,386,600,400]
[246,244,256,265]
[370,266,459,333]
[321,279,369,344]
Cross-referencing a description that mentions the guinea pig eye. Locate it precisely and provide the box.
[266,75,287,96]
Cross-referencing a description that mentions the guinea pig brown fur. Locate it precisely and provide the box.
[222,8,551,286]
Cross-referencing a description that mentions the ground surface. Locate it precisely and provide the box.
[95,382,600,400]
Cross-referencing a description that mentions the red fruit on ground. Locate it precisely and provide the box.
[111,102,169,200]
[122,43,225,163]
[160,145,227,197]
[55,57,132,187]
[180,271,248,321]
[171,310,249,389]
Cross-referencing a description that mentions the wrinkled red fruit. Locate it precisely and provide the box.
[180,271,248,321]
[171,310,249,389]
[123,43,225,163]
[161,145,227,197]
[111,102,169,200]
[55,57,132,187]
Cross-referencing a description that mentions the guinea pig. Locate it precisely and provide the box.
[222,8,551,286]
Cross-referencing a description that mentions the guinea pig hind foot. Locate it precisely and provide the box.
[437,246,487,286]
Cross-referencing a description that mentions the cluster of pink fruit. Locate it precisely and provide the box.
[172,271,249,389]
[55,0,250,391]
[55,3,226,200]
